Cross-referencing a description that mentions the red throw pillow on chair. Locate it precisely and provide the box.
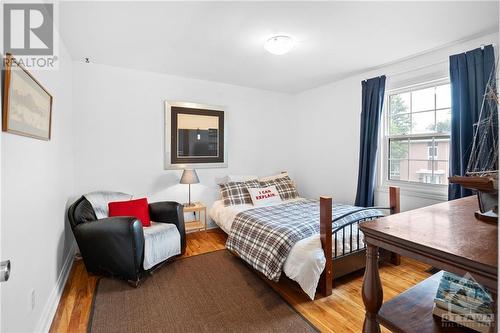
[108,198,151,227]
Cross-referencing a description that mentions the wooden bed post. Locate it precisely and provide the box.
[389,186,400,215]
[388,186,401,266]
[318,196,333,297]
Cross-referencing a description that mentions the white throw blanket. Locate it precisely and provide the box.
[84,191,132,219]
[143,222,181,270]
[83,191,180,270]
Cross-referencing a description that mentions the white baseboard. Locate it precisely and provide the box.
[34,243,76,333]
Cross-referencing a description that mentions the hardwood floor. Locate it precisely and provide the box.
[49,229,431,333]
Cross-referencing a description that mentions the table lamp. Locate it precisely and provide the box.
[180,169,199,207]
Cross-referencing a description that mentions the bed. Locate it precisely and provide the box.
[211,174,400,299]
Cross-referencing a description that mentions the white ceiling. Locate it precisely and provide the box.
[60,1,499,93]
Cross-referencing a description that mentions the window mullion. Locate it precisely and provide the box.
[409,91,413,135]
[432,137,435,184]
[408,91,412,182]
[406,138,410,182]
[434,86,437,133]
[388,133,449,140]
[432,87,437,184]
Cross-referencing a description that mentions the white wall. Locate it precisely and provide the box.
[72,32,498,221]
[0,8,4,332]
[292,32,498,211]
[1,45,75,331]
[72,62,296,227]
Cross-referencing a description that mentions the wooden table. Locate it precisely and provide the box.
[359,196,498,333]
[183,202,207,233]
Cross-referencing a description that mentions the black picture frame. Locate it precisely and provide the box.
[170,105,225,165]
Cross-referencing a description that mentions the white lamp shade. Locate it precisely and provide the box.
[180,169,200,184]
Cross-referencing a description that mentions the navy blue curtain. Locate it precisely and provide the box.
[355,76,386,207]
[449,45,496,200]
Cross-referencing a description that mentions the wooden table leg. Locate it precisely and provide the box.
[362,243,383,333]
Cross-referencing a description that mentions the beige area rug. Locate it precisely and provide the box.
[89,250,317,333]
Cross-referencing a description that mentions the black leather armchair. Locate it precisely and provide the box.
[68,196,186,284]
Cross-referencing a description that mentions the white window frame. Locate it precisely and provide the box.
[377,78,450,201]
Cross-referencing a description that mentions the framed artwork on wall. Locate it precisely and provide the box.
[165,101,227,169]
[2,53,53,140]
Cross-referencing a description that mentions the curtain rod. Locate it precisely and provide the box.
[386,60,448,78]
[480,43,498,49]
[387,43,497,78]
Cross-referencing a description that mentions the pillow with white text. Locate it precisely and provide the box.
[248,186,282,207]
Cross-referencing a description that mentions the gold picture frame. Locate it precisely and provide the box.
[2,53,53,140]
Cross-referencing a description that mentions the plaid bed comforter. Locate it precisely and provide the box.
[226,199,382,281]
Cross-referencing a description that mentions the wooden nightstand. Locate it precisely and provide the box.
[183,202,207,233]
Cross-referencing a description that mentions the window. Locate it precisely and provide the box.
[384,81,451,186]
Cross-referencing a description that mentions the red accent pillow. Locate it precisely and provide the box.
[108,198,151,227]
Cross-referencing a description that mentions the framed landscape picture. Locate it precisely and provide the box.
[165,101,227,169]
[2,53,53,140]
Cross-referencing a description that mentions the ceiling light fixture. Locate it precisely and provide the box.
[264,35,295,55]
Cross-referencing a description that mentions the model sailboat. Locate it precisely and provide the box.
[449,67,498,223]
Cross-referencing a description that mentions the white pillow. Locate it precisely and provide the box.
[228,175,258,182]
[259,172,289,182]
[248,186,282,207]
